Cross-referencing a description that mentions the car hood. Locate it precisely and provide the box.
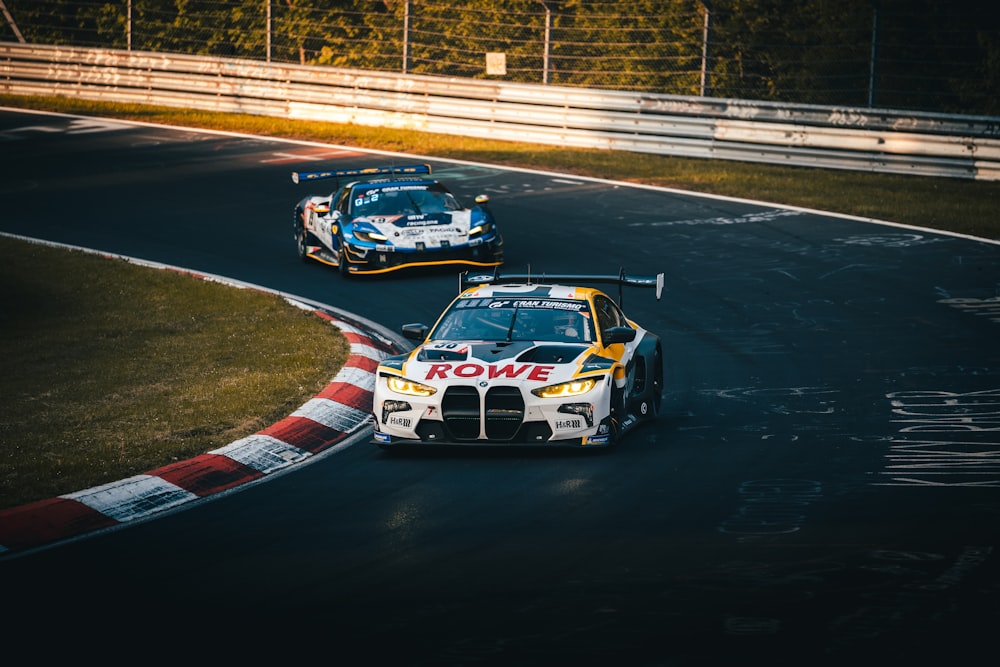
[355,211,475,248]
[382,340,616,387]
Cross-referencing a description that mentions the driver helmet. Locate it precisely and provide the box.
[553,311,583,340]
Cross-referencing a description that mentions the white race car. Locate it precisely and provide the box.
[372,269,664,449]
[292,164,503,276]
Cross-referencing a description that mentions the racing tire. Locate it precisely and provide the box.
[646,347,663,419]
[607,384,627,447]
[655,349,664,413]
[337,247,353,279]
[294,213,310,263]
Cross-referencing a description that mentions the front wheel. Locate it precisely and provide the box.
[294,211,310,262]
[337,246,353,279]
[605,384,627,447]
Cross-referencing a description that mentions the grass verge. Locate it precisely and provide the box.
[0,237,349,510]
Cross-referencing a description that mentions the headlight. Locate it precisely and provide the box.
[531,378,596,398]
[469,222,492,236]
[353,230,388,242]
[386,375,437,396]
[559,402,593,427]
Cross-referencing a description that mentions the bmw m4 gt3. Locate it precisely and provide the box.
[372,269,664,449]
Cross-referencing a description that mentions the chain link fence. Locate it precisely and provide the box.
[2,0,997,116]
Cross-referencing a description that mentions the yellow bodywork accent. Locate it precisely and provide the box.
[341,258,502,275]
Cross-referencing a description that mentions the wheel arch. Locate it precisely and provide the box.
[630,332,663,417]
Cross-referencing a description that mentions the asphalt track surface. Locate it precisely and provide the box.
[1,108,999,664]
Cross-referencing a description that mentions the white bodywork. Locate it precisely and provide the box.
[372,282,655,448]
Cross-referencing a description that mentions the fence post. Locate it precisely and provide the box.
[700,1,712,97]
[540,1,554,85]
[868,0,879,108]
[402,0,411,74]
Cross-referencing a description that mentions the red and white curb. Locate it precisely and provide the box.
[0,235,403,556]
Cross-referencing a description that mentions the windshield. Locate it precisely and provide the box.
[351,182,461,217]
[431,298,594,343]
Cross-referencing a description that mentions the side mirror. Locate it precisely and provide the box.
[402,323,430,341]
[602,326,636,345]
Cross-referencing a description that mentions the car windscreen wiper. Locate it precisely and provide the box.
[405,191,422,214]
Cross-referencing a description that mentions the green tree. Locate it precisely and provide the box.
[2,0,996,114]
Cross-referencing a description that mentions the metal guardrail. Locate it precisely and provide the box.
[3,42,999,181]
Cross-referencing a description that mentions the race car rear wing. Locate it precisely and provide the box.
[462,267,665,304]
[291,163,432,185]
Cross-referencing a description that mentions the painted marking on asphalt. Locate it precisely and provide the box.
[874,389,1000,487]
[261,148,363,164]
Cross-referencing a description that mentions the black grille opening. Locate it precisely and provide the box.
[440,386,535,442]
[484,387,524,440]
[442,386,481,440]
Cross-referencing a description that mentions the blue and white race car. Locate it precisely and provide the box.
[372,269,665,449]
[292,164,503,276]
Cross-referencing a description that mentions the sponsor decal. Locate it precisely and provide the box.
[450,298,586,312]
[424,362,554,381]
[487,299,586,312]
[554,418,583,430]
[373,431,391,443]
[583,434,610,445]
[373,184,426,193]
[453,297,491,307]
[388,414,412,428]
[406,227,462,236]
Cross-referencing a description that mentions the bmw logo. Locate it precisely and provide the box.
[479,381,488,387]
